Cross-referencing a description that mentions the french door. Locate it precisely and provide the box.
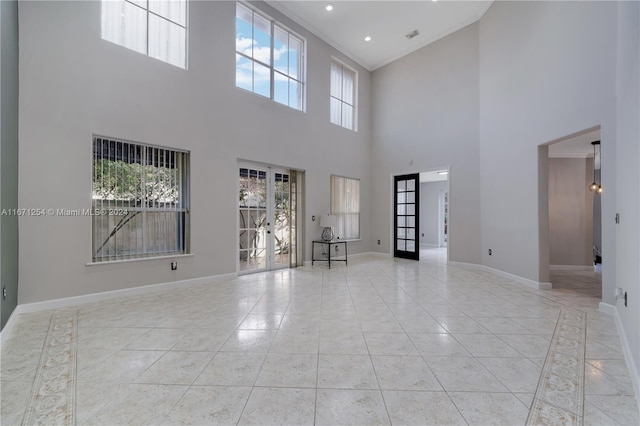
[238,164,296,273]
[394,173,419,260]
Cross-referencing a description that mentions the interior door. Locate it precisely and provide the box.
[394,173,419,260]
[238,165,292,273]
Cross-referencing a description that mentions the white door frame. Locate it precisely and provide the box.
[237,162,292,274]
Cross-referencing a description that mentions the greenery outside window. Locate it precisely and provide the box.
[92,136,190,262]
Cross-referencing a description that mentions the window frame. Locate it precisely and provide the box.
[101,0,189,69]
[91,135,190,263]
[235,1,307,111]
[330,175,361,241]
[330,58,358,131]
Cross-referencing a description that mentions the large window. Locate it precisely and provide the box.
[330,60,357,130]
[330,175,360,240]
[92,136,190,262]
[235,2,305,111]
[101,0,188,69]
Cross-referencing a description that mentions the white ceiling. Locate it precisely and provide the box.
[548,129,601,158]
[266,0,494,71]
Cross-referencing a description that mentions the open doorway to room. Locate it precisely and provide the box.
[391,167,450,262]
[544,128,602,300]
[420,168,449,262]
[237,161,304,274]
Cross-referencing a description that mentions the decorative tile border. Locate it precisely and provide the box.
[22,312,78,426]
[527,309,586,426]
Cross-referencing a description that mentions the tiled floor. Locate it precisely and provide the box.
[1,249,638,425]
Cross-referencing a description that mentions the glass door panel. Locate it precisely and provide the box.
[272,170,290,269]
[394,173,419,260]
[239,165,293,273]
[239,166,268,272]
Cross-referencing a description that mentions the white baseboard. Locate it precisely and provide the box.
[16,273,237,314]
[598,301,617,316]
[599,302,640,414]
[550,264,594,271]
[447,261,552,290]
[0,308,22,348]
[482,265,552,290]
[420,243,439,247]
[353,251,392,258]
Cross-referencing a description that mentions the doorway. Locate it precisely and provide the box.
[415,169,449,261]
[541,127,602,299]
[439,190,449,248]
[238,163,300,273]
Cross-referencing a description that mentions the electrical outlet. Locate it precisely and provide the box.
[335,245,339,252]
[171,261,177,271]
[377,240,380,245]
[488,249,492,256]
[624,291,628,307]
[2,287,6,300]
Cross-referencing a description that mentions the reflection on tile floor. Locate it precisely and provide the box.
[1,249,638,425]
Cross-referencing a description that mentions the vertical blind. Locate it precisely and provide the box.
[330,61,356,130]
[92,136,190,262]
[330,175,360,240]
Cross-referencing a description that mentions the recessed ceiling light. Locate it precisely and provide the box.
[325,3,334,11]
[364,36,372,42]
[437,170,448,175]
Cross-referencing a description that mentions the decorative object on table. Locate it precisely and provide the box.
[320,214,337,241]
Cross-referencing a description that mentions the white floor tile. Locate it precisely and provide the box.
[2,251,638,425]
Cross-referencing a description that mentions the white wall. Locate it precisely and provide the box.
[548,158,593,267]
[419,181,448,246]
[615,0,640,391]
[478,1,617,293]
[371,23,481,264]
[17,0,372,304]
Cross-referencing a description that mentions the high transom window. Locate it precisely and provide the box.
[330,60,357,130]
[101,0,188,69]
[235,2,305,111]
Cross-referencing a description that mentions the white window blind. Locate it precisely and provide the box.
[101,0,187,69]
[235,2,305,111]
[330,175,360,240]
[92,136,190,262]
[330,60,356,130]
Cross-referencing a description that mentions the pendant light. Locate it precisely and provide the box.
[588,141,602,194]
